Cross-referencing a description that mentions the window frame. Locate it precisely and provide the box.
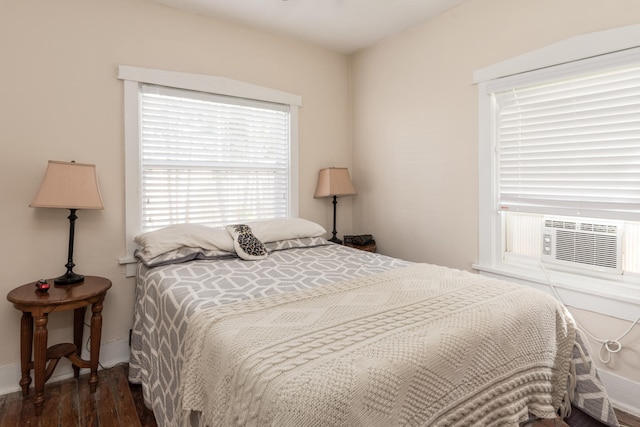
[474,24,640,321]
[117,66,302,276]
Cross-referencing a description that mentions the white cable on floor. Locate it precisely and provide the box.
[540,262,640,364]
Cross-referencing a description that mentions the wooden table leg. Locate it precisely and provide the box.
[88,298,104,393]
[33,314,48,416]
[19,312,33,396]
[73,306,86,379]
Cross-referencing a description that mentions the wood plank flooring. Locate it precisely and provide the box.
[0,362,637,426]
[0,363,155,427]
[619,411,640,427]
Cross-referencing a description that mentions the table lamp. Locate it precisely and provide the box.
[30,161,104,284]
[314,167,356,244]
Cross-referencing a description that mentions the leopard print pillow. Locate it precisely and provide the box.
[226,224,268,260]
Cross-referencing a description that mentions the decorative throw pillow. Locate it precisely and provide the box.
[226,224,268,260]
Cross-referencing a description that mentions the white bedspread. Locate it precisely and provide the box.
[130,242,619,427]
[180,263,576,427]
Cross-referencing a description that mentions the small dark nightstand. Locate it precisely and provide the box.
[343,241,377,253]
[6,276,111,416]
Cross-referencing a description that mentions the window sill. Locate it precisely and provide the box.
[118,256,137,277]
[473,262,640,322]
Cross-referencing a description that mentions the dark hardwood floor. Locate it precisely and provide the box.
[0,363,156,427]
[619,410,640,427]
[0,362,637,426]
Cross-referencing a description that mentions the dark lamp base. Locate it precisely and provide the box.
[328,236,343,244]
[54,272,85,285]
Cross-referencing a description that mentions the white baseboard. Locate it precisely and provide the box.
[599,369,640,417]
[0,338,130,396]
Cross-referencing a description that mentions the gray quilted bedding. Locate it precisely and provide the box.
[129,240,409,426]
[128,239,618,427]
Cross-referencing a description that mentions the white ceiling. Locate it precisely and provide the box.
[144,0,471,54]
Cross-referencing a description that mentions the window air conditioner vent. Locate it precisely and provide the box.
[542,218,622,274]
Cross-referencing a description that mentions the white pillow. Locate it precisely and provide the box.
[226,224,268,260]
[248,218,326,243]
[133,218,325,259]
[134,223,235,258]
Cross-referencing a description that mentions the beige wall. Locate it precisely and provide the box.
[2,0,639,409]
[0,0,351,369]
[351,0,640,399]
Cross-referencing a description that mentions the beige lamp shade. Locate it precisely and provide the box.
[30,161,104,210]
[314,167,357,198]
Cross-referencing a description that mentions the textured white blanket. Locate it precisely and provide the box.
[181,264,575,426]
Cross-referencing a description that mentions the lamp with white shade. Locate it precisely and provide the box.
[30,161,104,285]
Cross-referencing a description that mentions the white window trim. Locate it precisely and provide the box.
[117,66,302,276]
[474,24,640,321]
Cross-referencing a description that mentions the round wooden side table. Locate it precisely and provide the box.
[6,276,111,416]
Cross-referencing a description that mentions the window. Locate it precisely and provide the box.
[493,63,640,221]
[475,25,640,314]
[492,59,640,276]
[140,85,291,231]
[118,66,302,273]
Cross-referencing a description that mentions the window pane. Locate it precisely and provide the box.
[140,85,290,231]
[505,212,542,257]
[494,63,640,220]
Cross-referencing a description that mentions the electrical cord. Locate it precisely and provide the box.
[540,262,640,364]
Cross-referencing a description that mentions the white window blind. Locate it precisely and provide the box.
[140,84,291,231]
[494,63,640,221]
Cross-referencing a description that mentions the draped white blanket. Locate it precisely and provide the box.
[181,264,575,426]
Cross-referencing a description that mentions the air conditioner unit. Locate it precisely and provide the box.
[541,217,623,274]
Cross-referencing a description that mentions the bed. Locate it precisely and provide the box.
[127,218,619,427]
